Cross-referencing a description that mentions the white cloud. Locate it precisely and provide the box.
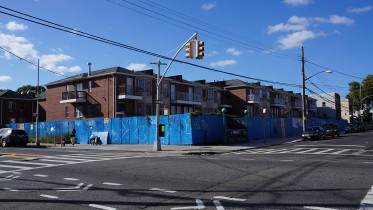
[278,30,324,49]
[267,23,306,34]
[210,59,237,67]
[206,50,218,57]
[313,15,354,25]
[288,16,309,25]
[347,5,372,13]
[126,63,151,71]
[226,48,242,56]
[6,21,28,31]
[283,0,312,7]
[0,32,81,74]
[202,2,216,11]
[0,76,12,82]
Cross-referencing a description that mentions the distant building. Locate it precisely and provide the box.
[340,98,351,123]
[309,93,341,120]
[0,90,34,124]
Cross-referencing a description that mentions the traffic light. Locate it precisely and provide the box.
[196,40,204,59]
[185,41,195,58]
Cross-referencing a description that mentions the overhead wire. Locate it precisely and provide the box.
[0,5,302,88]
[105,0,299,61]
[0,46,68,78]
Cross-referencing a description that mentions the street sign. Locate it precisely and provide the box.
[155,100,164,104]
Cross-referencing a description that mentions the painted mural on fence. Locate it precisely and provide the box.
[1,114,346,145]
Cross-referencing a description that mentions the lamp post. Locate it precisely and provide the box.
[301,47,332,132]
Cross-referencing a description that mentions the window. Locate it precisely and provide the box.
[322,102,326,107]
[8,101,16,110]
[162,82,168,94]
[207,90,213,100]
[75,106,83,118]
[66,85,70,92]
[65,106,69,119]
[76,83,83,91]
[88,81,92,93]
[146,80,152,94]
[137,79,144,92]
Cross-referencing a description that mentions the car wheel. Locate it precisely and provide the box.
[1,139,7,147]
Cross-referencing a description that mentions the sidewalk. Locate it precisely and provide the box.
[38,136,302,155]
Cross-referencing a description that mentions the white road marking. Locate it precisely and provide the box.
[39,159,79,164]
[296,148,319,154]
[89,204,117,210]
[34,174,48,178]
[82,184,93,190]
[330,149,351,154]
[3,188,19,192]
[171,199,205,210]
[0,164,33,170]
[64,178,79,181]
[2,160,60,167]
[359,185,373,209]
[363,162,373,164]
[150,188,176,193]
[103,182,122,186]
[40,194,58,199]
[304,206,339,210]
[240,159,255,161]
[213,200,225,210]
[313,149,335,154]
[280,160,294,162]
[295,144,365,147]
[278,148,304,153]
[213,196,246,202]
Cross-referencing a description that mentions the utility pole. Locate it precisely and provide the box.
[301,46,306,132]
[36,59,40,147]
[151,60,167,151]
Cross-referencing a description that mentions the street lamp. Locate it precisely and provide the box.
[301,69,332,132]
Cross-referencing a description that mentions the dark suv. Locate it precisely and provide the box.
[322,123,340,137]
[0,128,29,147]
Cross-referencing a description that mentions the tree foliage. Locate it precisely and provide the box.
[16,85,46,94]
[346,74,373,122]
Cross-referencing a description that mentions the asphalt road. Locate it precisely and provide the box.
[0,131,372,210]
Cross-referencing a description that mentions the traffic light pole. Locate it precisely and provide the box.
[151,32,198,151]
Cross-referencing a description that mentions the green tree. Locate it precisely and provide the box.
[16,85,46,94]
[346,74,373,122]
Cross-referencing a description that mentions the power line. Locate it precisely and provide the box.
[0,46,68,78]
[0,5,301,88]
[306,60,364,80]
[105,0,299,61]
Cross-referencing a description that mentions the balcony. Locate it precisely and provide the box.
[60,91,87,104]
[171,92,201,105]
[117,85,143,100]
[270,98,285,107]
[291,101,302,109]
[308,104,317,111]
[247,94,261,104]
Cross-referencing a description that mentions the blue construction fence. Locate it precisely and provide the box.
[1,114,346,145]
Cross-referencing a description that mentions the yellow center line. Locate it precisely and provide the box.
[0,152,45,158]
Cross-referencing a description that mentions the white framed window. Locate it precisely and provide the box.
[8,101,16,110]
[88,81,92,93]
[66,85,70,92]
[137,79,144,92]
[76,83,83,91]
[207,90,213,100]
[75,106,83,118]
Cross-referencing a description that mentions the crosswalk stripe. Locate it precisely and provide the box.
[0,164,33,170]
[296,148,320,154]
[38,159,80,164]
[278,148,304,153]
[313,149,335,154]
[2,160,60,167]
[330,149,351,154]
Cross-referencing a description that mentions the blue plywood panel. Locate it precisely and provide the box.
[129,117,139,144]
[169,114,182,145]
[121,118,131,144]
[180,114,192,145]
[74,120,89,144]
[109,118,122,144]
[137,116,149,144]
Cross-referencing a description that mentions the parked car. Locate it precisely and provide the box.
[322,123,340,137]
[345,124,360,134]
[302,126,326,141]
[0,128,29,147]
[321,124,334,138]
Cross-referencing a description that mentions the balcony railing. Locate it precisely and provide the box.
[247,94,261,103]
[117,85,143,100]
[270,98,285,106]
[171,92,201,105]
[291,101,302,109]
[60,91,87,103]
[308,104,317,110]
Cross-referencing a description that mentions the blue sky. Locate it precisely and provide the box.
[0,0,372,98]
